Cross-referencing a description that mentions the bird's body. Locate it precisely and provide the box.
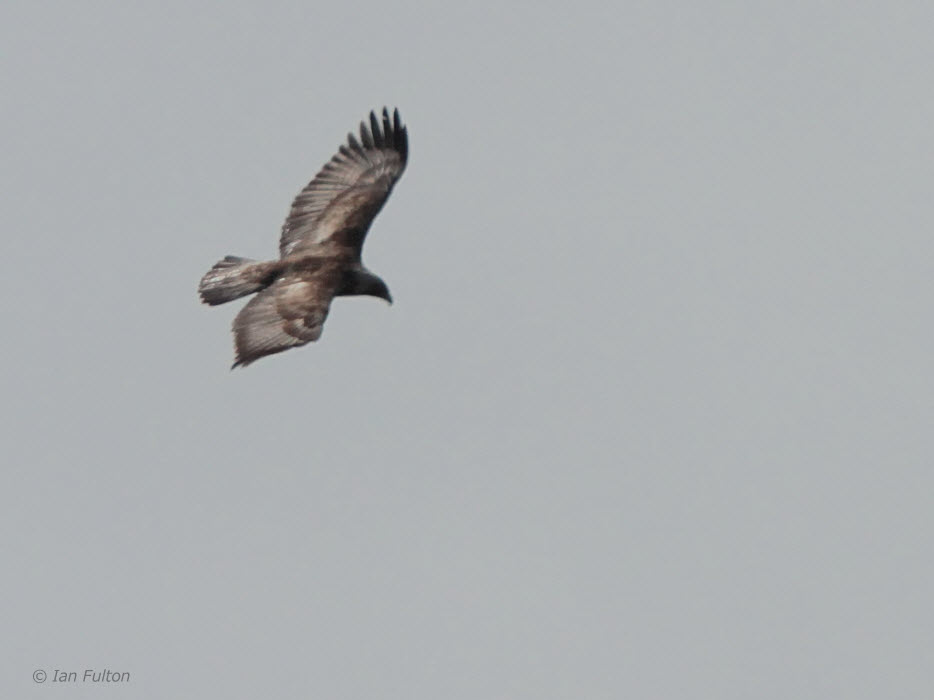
[198,108,408,367]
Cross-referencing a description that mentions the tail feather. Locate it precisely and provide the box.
[198,256,278,305]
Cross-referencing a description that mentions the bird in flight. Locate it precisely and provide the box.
[198,108,408,367]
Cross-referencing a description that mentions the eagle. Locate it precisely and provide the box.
[198,108,408,367]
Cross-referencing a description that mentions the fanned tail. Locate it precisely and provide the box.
[198,256,278,305]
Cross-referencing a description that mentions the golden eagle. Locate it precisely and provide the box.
[198,108,408,367]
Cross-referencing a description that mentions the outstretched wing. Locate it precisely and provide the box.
[279,108,408,258]
[231,266,339,368]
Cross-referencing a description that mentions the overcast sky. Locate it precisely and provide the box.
[2,1,932,698]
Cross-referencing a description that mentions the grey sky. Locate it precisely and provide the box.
[2,1,932,698]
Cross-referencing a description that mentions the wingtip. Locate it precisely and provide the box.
[347,107,407,159]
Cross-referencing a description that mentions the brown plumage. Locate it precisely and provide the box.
[198,108,408,367]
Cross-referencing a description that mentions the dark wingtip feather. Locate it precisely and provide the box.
[359,120,374,149]
[346,131,364,156]
[370,111,383,147]
[381,109,392,146]
[391,108,406,155]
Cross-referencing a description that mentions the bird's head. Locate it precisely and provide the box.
[364,275,393,305]
[342,268,393,304]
